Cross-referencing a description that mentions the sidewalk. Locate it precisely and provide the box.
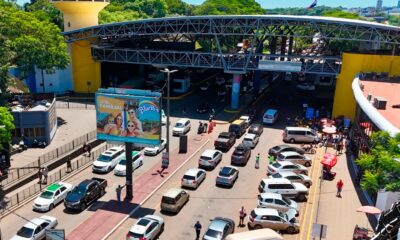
[67,135,210,240]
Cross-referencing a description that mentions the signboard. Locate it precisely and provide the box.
[312,223,327,239]
[46,229,65,240]
[96,89,162,146]
[258,60,302,72]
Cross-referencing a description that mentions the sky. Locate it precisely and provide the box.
[15,0,400,8]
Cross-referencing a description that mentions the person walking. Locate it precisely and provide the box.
[255,153,260,169]
[116,185,123,202]
[338,142,343,154]
[66,158,72,173]
[194,221,202,239]
[268,155,274,165]
[239,206,246,227]
[42,167,48,184]
[87,144,92,157]
[37,168,43,184]
[336,179,344,197]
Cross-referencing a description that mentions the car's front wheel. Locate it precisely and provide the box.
[286,226,297,234]
[253,224,262,230]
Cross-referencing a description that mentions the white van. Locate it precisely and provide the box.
[283,127,319,143]
[225,228,283,240]
[263,109,278,124]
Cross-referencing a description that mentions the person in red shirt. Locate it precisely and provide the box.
[336,179,344,197]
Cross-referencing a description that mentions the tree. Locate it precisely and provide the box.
[24,0,63,30]
[164,0,193,16]
[356,131,400,193]
[0,107,15,151]
[193,0,265,15]
[0,1,69,99]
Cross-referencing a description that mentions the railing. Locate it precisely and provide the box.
[1,144,118,214]
[3,130,97,187]
[55,101,96,109]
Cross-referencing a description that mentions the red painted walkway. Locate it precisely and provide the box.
[67,135,208,240]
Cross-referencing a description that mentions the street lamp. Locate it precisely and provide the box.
[160,68,177,164]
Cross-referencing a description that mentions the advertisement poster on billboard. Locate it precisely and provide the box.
[96,91,161,146]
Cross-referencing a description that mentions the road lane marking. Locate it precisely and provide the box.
[102,139,210,240]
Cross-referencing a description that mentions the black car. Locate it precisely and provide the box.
[64,178,107,211]
[248,123,264,136]
[268,144,305,157]
[231,143,251,165]
[196,103,210,114]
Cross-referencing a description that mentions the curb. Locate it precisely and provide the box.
[102,138,210,240]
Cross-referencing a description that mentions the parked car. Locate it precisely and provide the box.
[199,149,223,169]
[258,178,309,201]
[200,82,210,91]
[214,132,236,151]
[296,82,315,91]
[248,123,263,136]
[114,151,144,176]
[239,115,252,128]
[126,215,164,240]
[64,178,107,211]
[196,103,210,114]
[181,168,206,189]
[231,143,251,166]
[216,166,239,187]
[269,171,312,188]
[267,161,308,175]
[276,151,312,167]
[248,208,299,234]
[203,217,235,240]
[92,146,125,173]
[242,133,259,148]
[11,215,58,240]
[173,118,191,136]
[268,145,305,158]
[257,192,299,214]
[160,188,189,213]
[33,182,73,212]
[283,127,319,143]
[144,138,167,156]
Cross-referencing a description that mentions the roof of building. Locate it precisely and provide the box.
[360,79,400,129]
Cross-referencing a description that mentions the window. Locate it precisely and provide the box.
[40,222,49,229]
[12,128,21,138]
[34,128,45,137]
[263,198,274,203]
[34,226,42,235]
[275,199,286,205]
[60,186,67,192]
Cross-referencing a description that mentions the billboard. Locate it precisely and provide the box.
[96,89,162,146]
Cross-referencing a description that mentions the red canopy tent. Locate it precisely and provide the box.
[320,153,338,169]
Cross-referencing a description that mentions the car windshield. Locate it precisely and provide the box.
[17,227,34,238]
[175,123,184,127]
[205,228,222,238]
[272,173,282,178]
[137,218,150,226]
[244,137,252,141]
[272,146,281,151]
[200,156,211,161]
[219,167,232,177]
[118,159,126,166]
[72,185,86,195]
[183,175,195,180]
[282,196,292,205]
[40,191,55,199]
[97,154,112,162]
[162,196,176,204]
[272,162,282,168]
[265,114,274,119]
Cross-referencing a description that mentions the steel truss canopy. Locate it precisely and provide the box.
[64,15,400,44]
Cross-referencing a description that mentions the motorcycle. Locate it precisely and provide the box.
[301,144,316,154]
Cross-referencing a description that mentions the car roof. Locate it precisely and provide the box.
[264,109,278,115]
[202,149,218,157]
[277,161,296,166]
[244,133,256,139]
[232,119,244,125]
[254,208,279,216]
[285,126,313,131]
[274,171,297,177]
[279,151,302,157]
[184,168,203,176]
[177,118,190,124]
[24,217,48,229]
[46,183,64,192]
[163,188,185,198]
[262,178,292,184]
[121,151,141,158]
[208,218,231,231]
[109,146,124,152]
[250,123,262,128]
[260,192,283,200]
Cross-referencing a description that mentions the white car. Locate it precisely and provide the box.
[277,151,312,167]
[92,146,125,173]
[239,115,251,128]
[33,182,73,211]
[161,110,166,125]
[126,215,164,240]
[198,149,223,169]
[269,171,312,188]
[144,138,166,156]
[181,168,206,189]
[11,215,58,240]
[114,151,144,176]
[200,82,210,91]
[215,77,225,86]
[296,82,315,91]
[172,118,191,136]
[216,166,239,187]
[242,133,259,148]
[267,161,308,176]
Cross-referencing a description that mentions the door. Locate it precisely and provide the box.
[274,199,289,212]
[269,215,286,230]
[146,222,158,239]
[59,186,68,202]
[54,189,61,205]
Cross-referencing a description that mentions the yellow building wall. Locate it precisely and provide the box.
[332,53,400,120]
[71,40,101,93]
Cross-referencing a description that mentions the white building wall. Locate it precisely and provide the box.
[376,190,400,212]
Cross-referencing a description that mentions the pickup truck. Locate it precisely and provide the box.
[214,132,236,151]
[64,177,107,211]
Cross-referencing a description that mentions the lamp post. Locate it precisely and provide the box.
[160,68,177,165]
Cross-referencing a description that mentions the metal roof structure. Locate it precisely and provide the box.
[63,15,400,75]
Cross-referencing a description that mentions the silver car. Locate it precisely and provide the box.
[257,192,299,214]
[269,171,312,188]
[181,168,206,189]
[248,208,299,234]
[126,215,164,240]
[242,133,259,148]
[199,149,223,169]
[267,161,308,175]
[277,151,312,167]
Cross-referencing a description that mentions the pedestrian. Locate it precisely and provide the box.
[116,185,123,202]
[194,220,202,239]
[239,206,246,227]
[338,142,343,154]
[42,167,48,184]
[37,168,43,184]
[182,107,187,115]
[336,179,344,197]
[255,153,260,169]
[268,155,274,164]
[66,158,72,173]
[87,144,92,157]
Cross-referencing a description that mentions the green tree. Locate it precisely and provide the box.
[356,131,400,193]
[0,107,15,150]
[164,0,193,16]
[322,10,359,19]
[0,1,69,99]
[193,0,265,15]
[24,0,63,29]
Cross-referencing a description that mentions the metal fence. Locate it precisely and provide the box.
[3,130,97,186]
[55,101,95,109]
[1,144,117,214]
